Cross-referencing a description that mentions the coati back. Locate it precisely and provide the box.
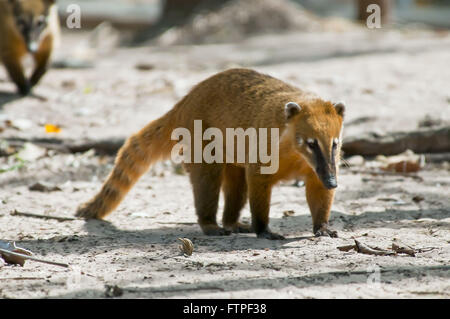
[77,68,345,239]
[0,0,60,95]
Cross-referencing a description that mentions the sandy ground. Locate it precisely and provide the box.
[0,28,449,299]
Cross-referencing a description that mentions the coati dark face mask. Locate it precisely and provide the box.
[9,0,53,53]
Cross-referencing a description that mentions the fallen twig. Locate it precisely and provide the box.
[0,249,69,268]
[338,239,431,257]
[348,169,423,181]
[0,277,45,280]
[337,244,356,252]
[156,222,197,225]
[354,240,395,256]
[125,285,225,294]
[3,137,125,155]
[11,210,79,222]
[392,242,416,257]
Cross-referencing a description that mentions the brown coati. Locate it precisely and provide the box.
[0,0,59,95]
[77,68,345,239]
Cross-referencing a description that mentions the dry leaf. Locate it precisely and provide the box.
[29,182,62,192]
[45,124,61,133]
[383,160,421,173]
[178,238,194,256]
[283,210,295,217]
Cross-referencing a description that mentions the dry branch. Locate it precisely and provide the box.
[11,210,79,222]
[342,126,450,156]
[348,169,424,181]
[4,137,125,155]
[354,240,395,256]
[337,244,356,252]
[0,249,69,268]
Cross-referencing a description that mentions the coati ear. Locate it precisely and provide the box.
[285,102,301,120]
[334,101,345,118]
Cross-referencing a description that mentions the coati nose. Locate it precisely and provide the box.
[324,176,337,189]
[28,42,38,53]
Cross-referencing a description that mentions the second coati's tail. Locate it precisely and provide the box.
[76,107,182,219]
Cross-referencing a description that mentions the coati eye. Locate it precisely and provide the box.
[332,138,339,148]
[306,138,316,149]
[36,16,46,27]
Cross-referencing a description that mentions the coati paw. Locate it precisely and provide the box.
[314,224,338,238]
[257,230,285,240]
[18,82,31,96]
[76,203,100,219]
[201,224,232,236]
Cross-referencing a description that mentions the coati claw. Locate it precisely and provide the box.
[314,224,338,238]
[75,204,98,219]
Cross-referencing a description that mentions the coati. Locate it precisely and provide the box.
[77,68,345,239]
[0,0,59,95]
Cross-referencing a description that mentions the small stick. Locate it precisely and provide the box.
[0,249,69,268]
[348,169,423,181]
[337,244,356,252]
[354,240,395,256]
[125,286,225,294]
[0,277,45,280]
[11,210,78,222]
[156,222,197,225]
[392,243,416,257]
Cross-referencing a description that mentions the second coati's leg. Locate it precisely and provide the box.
[2,53,30,95]
[188,163,230,236]
[222,165,251,233]
[305,173,338,237]
[246,168,285,240]
[30,34,53,87]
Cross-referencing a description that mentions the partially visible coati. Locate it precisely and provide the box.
[77,68,345,239]
[0,0,59,95]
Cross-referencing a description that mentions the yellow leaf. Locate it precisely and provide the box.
[45,124,61,133]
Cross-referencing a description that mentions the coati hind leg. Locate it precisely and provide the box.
[222,165,251,233]
[305,173,338,237]
[246,168,285,240]
[187,163,230,236]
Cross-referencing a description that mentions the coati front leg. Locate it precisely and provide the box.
[2,54,30,95]
[305,173,338,237]
[222,165,251,233]
[188,163,230,236]
[247,169,285,240]
[30,35,53,88]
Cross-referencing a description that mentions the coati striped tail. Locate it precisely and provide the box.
[76,109,179,219]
